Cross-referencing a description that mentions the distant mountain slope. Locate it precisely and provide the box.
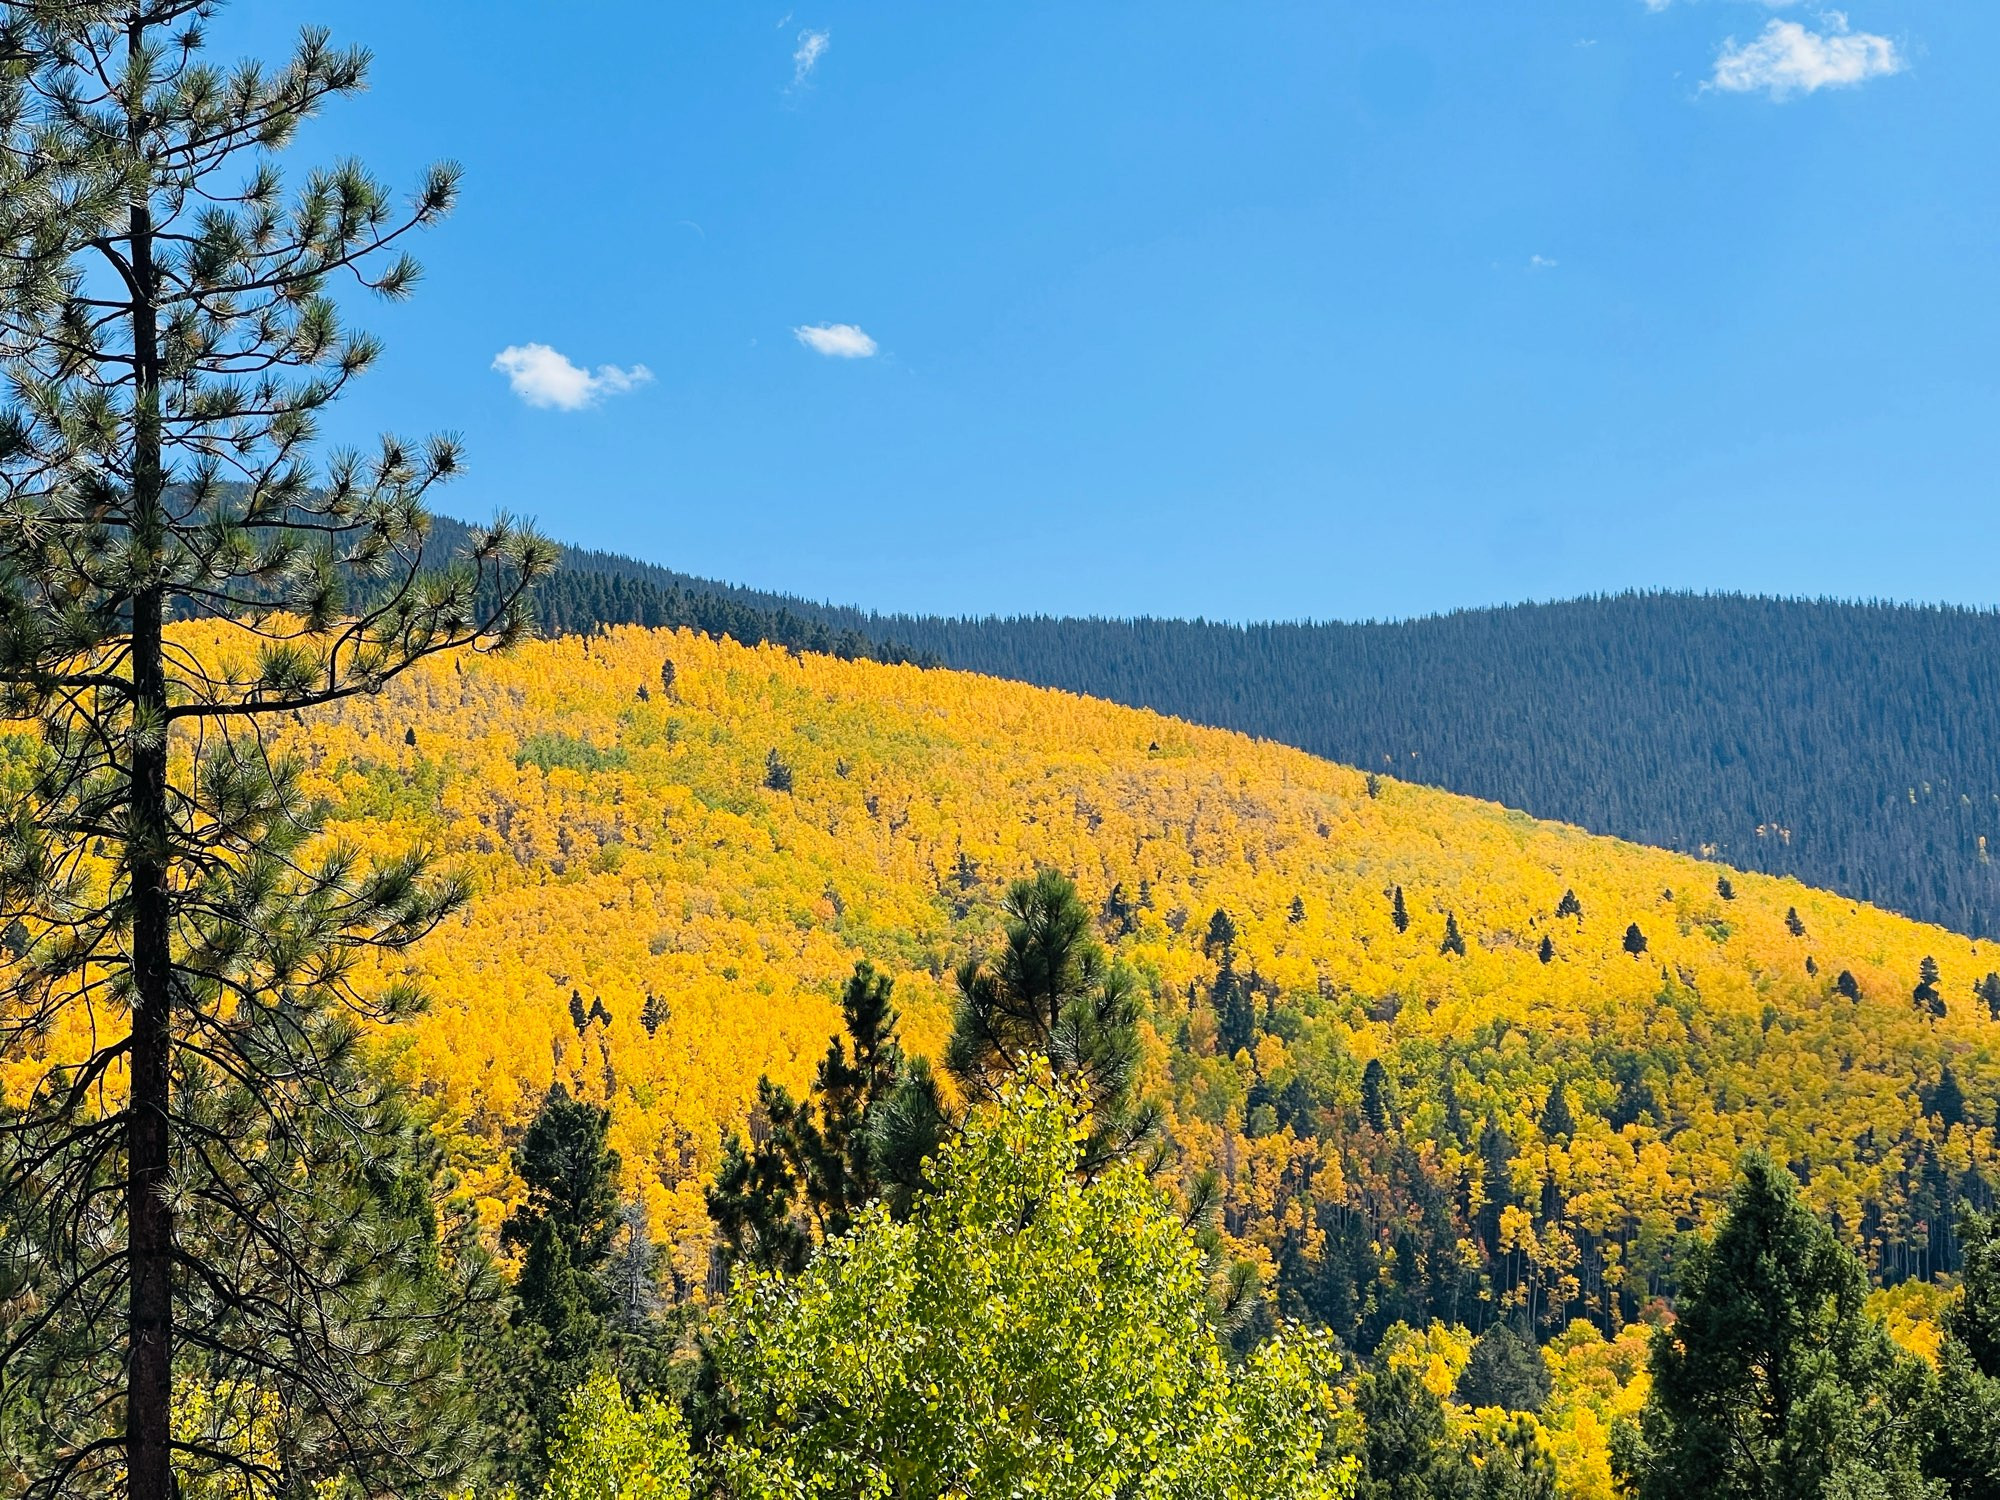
[866,596,2000,939]
[449,517,2000,937]
[153,619,1997,1351]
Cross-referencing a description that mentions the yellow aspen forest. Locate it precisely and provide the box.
[115,619,1984,1328]
[12,622,1991,1365]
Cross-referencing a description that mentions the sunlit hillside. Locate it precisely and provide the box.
[216,624,1996,1328]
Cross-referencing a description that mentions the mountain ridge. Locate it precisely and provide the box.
[450,516,2000,937]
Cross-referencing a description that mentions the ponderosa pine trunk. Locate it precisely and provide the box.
[125,171,174,1500]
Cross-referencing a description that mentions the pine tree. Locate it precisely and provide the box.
[1786,906,1807,937]
[1288,893,1306,924]
[931,870,1159,1176]
[763,747,794,792]
[1539,1081,1575,1142]
[1623,922,1648,958]
[1715,875,1735,901]
[1915,955,1944,1017]
[1837,968,1863,1002]
[1980,972,2000,1021]
[1212,963,1257,1059]
[1922,1207,2000,1491]
[845,876,1164,1216]
[1455,1323,1552,1413]
[708,961,908,1270]
[1392,884,1410,933]
[1203,907,1237,958]
[1441,912,1466,956]
[1555,889,1582,920]
[1361,1057,1394,1133]
[0,11,549,1496]
[1537,933,1554,964]
[503,1085,622,1464]
[640,991,670,1036]
[1637,1154,1929,1498]
[1924,1065,1968,1131]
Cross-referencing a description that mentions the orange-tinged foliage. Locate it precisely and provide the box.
[49,621,1994,1305]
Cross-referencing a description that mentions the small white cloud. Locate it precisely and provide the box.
[1709,13,1903,99]
[1529,254,1559,270]
[793,28,830,85]
[794,323,878,358]
[491,343,653,411]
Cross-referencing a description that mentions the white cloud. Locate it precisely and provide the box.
[491,343,653,411]
[793,28,830,84]
[1529,254,1559,270]
[1709,13,1903,98]
[793,323,878,358]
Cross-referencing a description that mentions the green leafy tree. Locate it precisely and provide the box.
[0,8,548,1497]
[535,1371,694,1500]
[1636,1153,1931,1500]
[704,1072,1358,1499]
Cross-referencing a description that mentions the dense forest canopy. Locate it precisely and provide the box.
[479,516,2000,939]
[96,620,1991,1339]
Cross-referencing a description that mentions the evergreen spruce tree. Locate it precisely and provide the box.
[1211,961,1257,1059]
[1915,955,1944,1017]
[1353,1360,1475,1500]
[1441,912,1466,956]
[1636,1153,1930,1499]
[1392,884,1410,933]
[1361,1057,1394,1133]
[503,1085,622,1463]
[1837,968,1863,1002]
[1555,888,1582,920]
[1455,1323,1552,1413]
[1623,922,1648,958]
[1786,906,1807,937]
[1539,1081,1575,1142]
[1978,972,2000,1021]
[0,9,548,1496]
[1715,875,1735,901]
[1922,1207,2000,1494]
[1537,933,1554,964]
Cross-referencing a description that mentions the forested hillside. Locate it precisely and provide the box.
[481,525,2000,939]
[89,622,1994,1347]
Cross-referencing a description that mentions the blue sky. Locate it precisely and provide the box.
[219,2,1994,621]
